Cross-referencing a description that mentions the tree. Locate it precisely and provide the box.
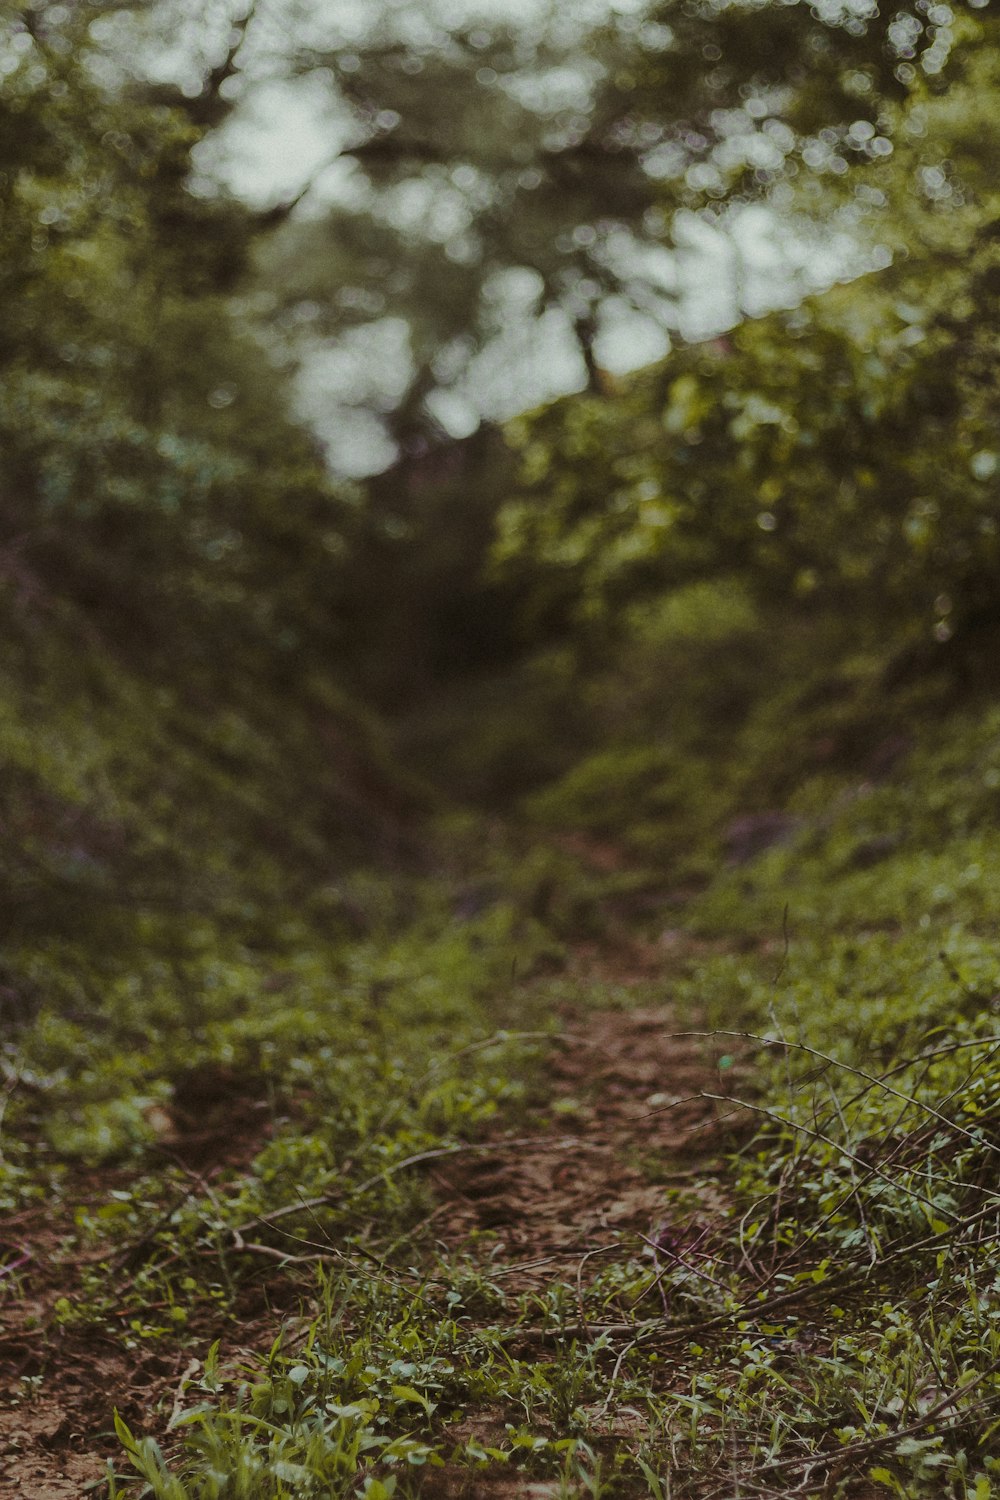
[0,1,420,947]
[490,33,1000,649]
[145,0,996,463]
[0,0,355,671]
[71,0,988,699]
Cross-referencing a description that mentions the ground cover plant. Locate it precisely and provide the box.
[5,594,1000,1499]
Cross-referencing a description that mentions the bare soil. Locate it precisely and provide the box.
[417,988,737,1500]
[432,1003,730,1292]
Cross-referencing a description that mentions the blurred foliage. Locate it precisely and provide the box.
[234,0,1000,448]
[1,1,349,669]
[0,1,433,1025]
[3,0,998,962]
[493,39,1000,650]
[179,0,999,713]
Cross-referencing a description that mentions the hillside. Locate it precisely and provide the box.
[4,521,1000,1499]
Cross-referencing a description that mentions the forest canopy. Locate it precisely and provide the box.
[3,0,998,707]
[2,0,997,794]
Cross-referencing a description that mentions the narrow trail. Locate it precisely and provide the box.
[434,1004,730,1293]
[407,976,742,1500]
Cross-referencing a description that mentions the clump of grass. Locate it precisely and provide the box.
[623,1018,1000,1497]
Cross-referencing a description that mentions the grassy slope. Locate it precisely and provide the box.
[5,574,999,1499]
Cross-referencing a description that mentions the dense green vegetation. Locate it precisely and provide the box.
[86,602,1000,1500]
[2,0,1000,1497]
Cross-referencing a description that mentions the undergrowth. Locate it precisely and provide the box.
[4,591,1000,1499]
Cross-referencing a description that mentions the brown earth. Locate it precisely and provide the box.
[431,1003,733,1294]
[415,990,742,1500]
[0,1085,282,1499]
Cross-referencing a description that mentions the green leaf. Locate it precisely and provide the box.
[391,1383,436,1415]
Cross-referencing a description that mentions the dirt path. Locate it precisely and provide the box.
[407,985,740,1500]
[435,1004,728,1290]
